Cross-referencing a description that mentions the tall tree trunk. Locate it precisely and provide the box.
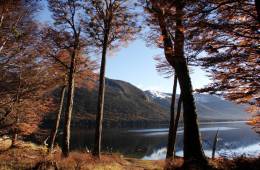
[49,85,66,152]
[93,28,109,158]
[156,0,206,163]
[166,74,178,159]
[174,2,205,162]
[175,62,206,162]
[62,51,77,157]
[173,93,182,157]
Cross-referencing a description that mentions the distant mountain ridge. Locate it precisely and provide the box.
[144,90,250,121]
[43,78,250,128]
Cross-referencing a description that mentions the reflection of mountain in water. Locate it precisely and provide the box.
[141,122,260,160]
[54,122,260,159]
[143,142,260,160]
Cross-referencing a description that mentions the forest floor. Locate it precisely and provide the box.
[0,139,260,170]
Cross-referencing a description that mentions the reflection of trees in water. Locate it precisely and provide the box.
[54,123,260,158]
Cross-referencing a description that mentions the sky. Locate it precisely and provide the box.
[105,40,211,93]
[38,2,211,94]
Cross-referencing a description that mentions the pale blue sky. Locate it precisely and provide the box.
[106,39,211,93]
[38,2,211,93]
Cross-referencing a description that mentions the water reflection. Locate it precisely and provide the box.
[134,127,239,136]
[57,121,260,159]
[143,143,260,160]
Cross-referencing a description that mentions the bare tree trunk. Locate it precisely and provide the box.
[62,51,77,157]
[93,28,109,158]
[212,130,219,159]
[175,63,206,163]
[166,74,178,159]
[49,85,66,152]
[174,2,206,162]
[156,0,207,163]
[173,93,182,157]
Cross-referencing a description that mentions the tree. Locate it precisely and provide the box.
[154,56,179,159]
[0,0,55,144]
[166,74,178,158]
[49,85,66,151]
[187,0,259,133]
[143,0,207,164]
[48,0,90,157]
[0,41,56,146]
[83,0,140,158]
[0,0,39,55]
[154,56,189,158]
[41,27,98,152]
[39,28,70,152]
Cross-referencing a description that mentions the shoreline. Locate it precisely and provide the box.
[0,140,260,170]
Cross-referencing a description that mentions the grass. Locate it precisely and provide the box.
[0,139,259,170]
[0,139,166,170]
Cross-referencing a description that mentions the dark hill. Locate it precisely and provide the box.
[42,79,250,128]
[43,79,169,128]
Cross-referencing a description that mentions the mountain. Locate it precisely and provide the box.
[144,90,250,122]
[43,79,169,128]
[43,79,250,128]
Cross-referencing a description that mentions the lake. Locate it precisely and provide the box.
[60,121,260,160]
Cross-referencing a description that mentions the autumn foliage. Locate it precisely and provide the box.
[0,0,259,167]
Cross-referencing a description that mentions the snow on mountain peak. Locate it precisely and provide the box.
[147,90,171,99]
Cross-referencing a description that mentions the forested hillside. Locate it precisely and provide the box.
[41,78,250,129]
[43,78,169,128]
[0,0,259,169]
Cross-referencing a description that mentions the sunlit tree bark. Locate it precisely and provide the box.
[48,85,66,152]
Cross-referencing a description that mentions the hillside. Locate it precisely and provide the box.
[42,79,250,128]
[43,79,169,128]
[145,90,250,121]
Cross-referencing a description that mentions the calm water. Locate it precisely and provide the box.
[58,121,260,159]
